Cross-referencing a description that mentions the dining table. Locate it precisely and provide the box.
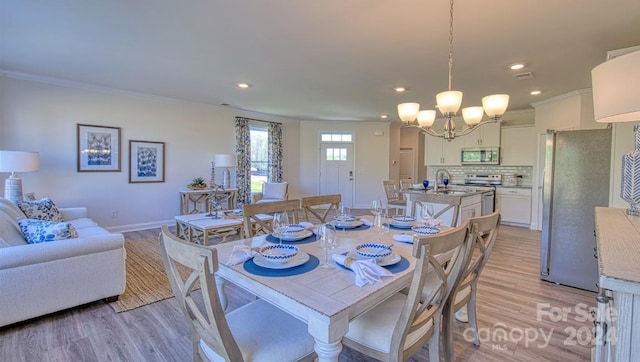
[213,216,424,362]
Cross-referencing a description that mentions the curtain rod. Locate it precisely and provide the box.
[235,116,282,125]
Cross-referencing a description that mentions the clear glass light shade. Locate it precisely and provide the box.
[462,106,484,126]
[482,94,509,118]
[436,91,463,114]
[398,103,420,123]
[417,110,436,128]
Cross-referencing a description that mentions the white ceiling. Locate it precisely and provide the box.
[2,0,640,123]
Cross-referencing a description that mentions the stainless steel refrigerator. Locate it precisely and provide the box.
[540,128,611,292]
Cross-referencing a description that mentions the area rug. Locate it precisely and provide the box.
[108,237,196,313]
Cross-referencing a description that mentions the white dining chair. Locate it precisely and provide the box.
[443,211,501,352]
[342,221,475,361]
[159,225,316,362]
[300,194,341,223]
[382,180,407,216]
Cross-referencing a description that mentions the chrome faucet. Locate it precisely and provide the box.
[434,169,452,191]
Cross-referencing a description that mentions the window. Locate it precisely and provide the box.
[250,127,268,192]
[326,148,347,161]
[321,133,352,142]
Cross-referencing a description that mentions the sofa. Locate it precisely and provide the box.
[0,197,126,327]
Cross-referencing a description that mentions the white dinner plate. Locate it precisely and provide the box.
[332,220,363,229]
[253,252,310,269]
[272,229,313,241]
[348,251,401,267]
[389,222,414,229]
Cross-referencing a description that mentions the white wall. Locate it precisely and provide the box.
[0,76,300,231]
[299,120,391,208]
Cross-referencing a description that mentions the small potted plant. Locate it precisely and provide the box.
[187,177,208,190]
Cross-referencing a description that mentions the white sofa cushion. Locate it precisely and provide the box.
[0,211,28,246]
[17,218,79,244]
[0,198,26,222]
[16,197,64,222]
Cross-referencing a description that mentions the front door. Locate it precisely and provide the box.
[320,143,354,207]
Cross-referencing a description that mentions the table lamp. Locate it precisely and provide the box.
[592,49,640,215]
[0,151,40,203]
[214,153,236,189]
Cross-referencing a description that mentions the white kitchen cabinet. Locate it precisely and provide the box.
[495,187,531,226]
[500,125,535,166]
[425,135,462,166]
[463,122,501,148]
[459,194,482,225]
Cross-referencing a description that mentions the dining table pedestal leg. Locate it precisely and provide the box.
[308,314,348,362]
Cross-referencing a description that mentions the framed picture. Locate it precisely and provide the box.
[129,140,165,183]
[77,124,121,172]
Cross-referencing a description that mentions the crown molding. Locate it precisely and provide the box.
[531,88,592,108]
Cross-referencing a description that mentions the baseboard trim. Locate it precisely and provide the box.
[106,219,174,233]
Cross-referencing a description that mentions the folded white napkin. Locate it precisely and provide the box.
[392,233,413,243]
[332,254,394,287]
[226,239,266,266]
[360,219,373,226]
[298,221,314,230]
[426,219,441,227]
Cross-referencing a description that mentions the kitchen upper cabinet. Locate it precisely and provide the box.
[500,125,535,166]
[463,122,501,148]
[425,135,462,166]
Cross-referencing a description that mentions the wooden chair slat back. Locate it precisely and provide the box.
[301,194,341,223]
[242,199,301,237]
[159,225,244,361]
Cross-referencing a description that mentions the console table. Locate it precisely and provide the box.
[179,188,238,215]
[594,207,640,361]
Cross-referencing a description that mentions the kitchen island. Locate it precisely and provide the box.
[401,187,487,226]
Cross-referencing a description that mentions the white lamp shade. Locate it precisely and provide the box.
[436,90,463,114]
[462,106,484,126]
[0,151,40,173]
[482,94,509,118]
[592,50,640,123]
[397,103,420,123]
[214,153,236,168]
[417,110,436,128]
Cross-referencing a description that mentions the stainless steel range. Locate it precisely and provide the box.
[463,174,501,215]
[463,174,502,186]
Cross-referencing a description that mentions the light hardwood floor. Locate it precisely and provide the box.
[0,220,596,361]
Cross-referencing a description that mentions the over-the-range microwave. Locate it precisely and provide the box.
[460,147,500,165]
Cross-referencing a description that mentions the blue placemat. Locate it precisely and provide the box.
[334,224,371,231]
[265,233,317,244]
[243,254,320,277]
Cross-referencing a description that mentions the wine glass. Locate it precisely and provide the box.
[374,212,390,242]
[422,179,429,190]
[317,224,337,268]
[339,203,351,219]
[420,203,435,224]
[272,211,290,244]
[370,200,383,216]
[443,178,449,189]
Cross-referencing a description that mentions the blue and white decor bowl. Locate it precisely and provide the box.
[260,244,299,264]
[411,225,441,235]
[356,243,393,261]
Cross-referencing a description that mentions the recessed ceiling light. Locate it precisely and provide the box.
[237,82,251,88]
[509,63,525,70]
[394,87,406,92]
[380,114,388,119]
[530,90,542,95]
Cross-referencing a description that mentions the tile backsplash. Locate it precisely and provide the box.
[425,165,533,186]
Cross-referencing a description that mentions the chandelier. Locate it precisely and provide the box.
[397,0,509,140]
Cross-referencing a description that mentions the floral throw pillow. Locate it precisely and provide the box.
[17,218,79,244]
[16,197,64,222]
